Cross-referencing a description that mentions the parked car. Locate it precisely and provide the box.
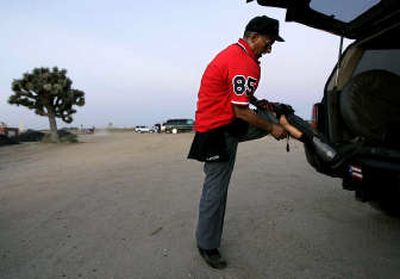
[0,134,19,146]
[152,123,167,133]
[134,125,151,133]
[164,119,194,134]
[251,0,400,215]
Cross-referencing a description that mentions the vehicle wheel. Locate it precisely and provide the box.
[369,194,400,217]
[172,128,178,134]
[340,70,400,145]
[369,201,400,217]
[367,176,400,217]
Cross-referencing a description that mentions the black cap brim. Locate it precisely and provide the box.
[275,35,284,42]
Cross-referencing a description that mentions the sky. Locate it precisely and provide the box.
[0,0,350,129]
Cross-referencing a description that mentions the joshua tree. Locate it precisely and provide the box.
[8,67,85,142]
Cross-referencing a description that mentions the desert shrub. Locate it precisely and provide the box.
[41,129,78,143]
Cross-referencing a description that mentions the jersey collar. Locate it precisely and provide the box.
[237,38,257,62]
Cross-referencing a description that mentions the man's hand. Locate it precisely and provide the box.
[233,105,287,139]
[279,115,303,139]
[271,123,287,140]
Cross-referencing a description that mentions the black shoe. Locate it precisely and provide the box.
[198,247,227,269]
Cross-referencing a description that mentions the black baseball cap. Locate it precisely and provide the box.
[245,15,284,42]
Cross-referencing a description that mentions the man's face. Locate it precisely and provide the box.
[252,34,275,59]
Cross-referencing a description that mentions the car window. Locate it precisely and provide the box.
[353,49,400,76]
[310,0,380,22]
[165,119,193,125]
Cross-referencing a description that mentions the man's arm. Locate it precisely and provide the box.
[233,105,287,140]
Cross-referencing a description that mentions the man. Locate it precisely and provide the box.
[188,15,302,269]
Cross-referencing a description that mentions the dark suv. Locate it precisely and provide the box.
[250,0,400,215]
[164,119,194,134]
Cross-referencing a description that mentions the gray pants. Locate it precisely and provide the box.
[196,110,278,249]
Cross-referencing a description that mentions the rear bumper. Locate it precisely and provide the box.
[306,143,400,184]
[342,157,400,202]
[307,143,400,202]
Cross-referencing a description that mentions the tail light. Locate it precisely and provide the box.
[311,103,319,129]
[349,163,363,181]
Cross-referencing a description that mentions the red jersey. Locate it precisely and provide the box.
[194,38,261,132]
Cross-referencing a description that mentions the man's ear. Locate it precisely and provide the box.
[249,32,259,42]
[246,33,259,47]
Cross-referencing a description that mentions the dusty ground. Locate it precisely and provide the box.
[0,131,399,279]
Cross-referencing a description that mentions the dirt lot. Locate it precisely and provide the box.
[1,132,400,279]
